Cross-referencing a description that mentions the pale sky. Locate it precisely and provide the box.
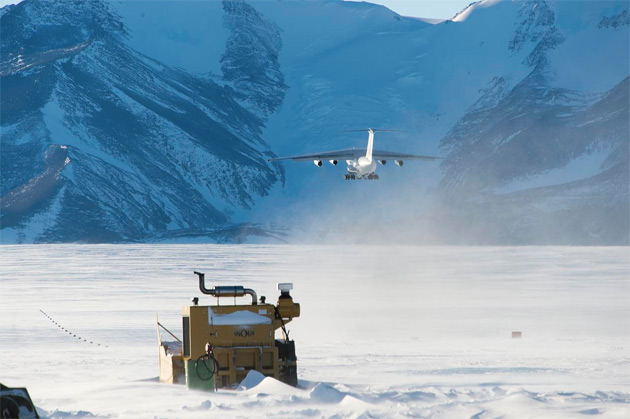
[354,0,476,19]
[0,0,474,19]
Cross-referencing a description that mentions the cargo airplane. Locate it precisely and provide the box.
[268,128,443,180]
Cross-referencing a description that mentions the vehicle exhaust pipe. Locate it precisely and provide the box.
[193,271,258,304]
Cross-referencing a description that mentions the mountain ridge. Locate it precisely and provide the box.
[1,0,628,244]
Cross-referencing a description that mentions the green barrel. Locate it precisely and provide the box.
[185,358,216,392]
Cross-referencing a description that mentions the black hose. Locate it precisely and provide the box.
[195,354,220,382]
[273,306,290,344]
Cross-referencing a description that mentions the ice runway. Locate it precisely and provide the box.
[1,245,628,418]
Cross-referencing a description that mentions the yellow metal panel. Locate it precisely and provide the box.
[166,291,299,388]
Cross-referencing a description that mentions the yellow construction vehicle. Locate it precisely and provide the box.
[157,272,300,391]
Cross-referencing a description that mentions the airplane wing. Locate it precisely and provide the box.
[370,150,444,161]
[268,148,367,162]
[269,148,444,162]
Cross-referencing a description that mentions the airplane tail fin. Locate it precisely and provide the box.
[366,129,374,161]
[340,128,404,162]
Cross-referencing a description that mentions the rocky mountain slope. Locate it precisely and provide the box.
[0,0,628,244]
[1,0,285,242]
[437,1,629,244]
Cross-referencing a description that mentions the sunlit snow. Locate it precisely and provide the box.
[1,245,628,418]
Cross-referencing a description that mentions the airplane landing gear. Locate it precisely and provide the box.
[344,174,357,180]
[367,174,379,180]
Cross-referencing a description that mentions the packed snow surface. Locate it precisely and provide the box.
[209,308,271,325]
[0,245,628,418]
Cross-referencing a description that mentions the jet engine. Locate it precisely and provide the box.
[314,159,323,167]
[378,160,386,165]
[329,160,338,166]
[395,160,404,167]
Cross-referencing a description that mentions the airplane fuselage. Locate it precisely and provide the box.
[346,156,376,178]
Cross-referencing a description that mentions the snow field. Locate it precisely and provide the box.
[0,245,628,417]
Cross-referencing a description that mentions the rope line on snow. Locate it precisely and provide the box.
[39,309,109,348]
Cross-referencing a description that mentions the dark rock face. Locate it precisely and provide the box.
[599,9,629,29]
[509,0,557,52]
[1,144,69,228]
[0,0,285,242]
[220,0,287,119]
[435,1,629,245]
[439,72,629,244]
[440,74,627,193]
[508,0,564,67]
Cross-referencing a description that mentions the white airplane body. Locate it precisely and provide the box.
[268,128,442,180]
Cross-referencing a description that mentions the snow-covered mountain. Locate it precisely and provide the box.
[1,0,286,242]
[0,0,628,244]
[436,1,629,244]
